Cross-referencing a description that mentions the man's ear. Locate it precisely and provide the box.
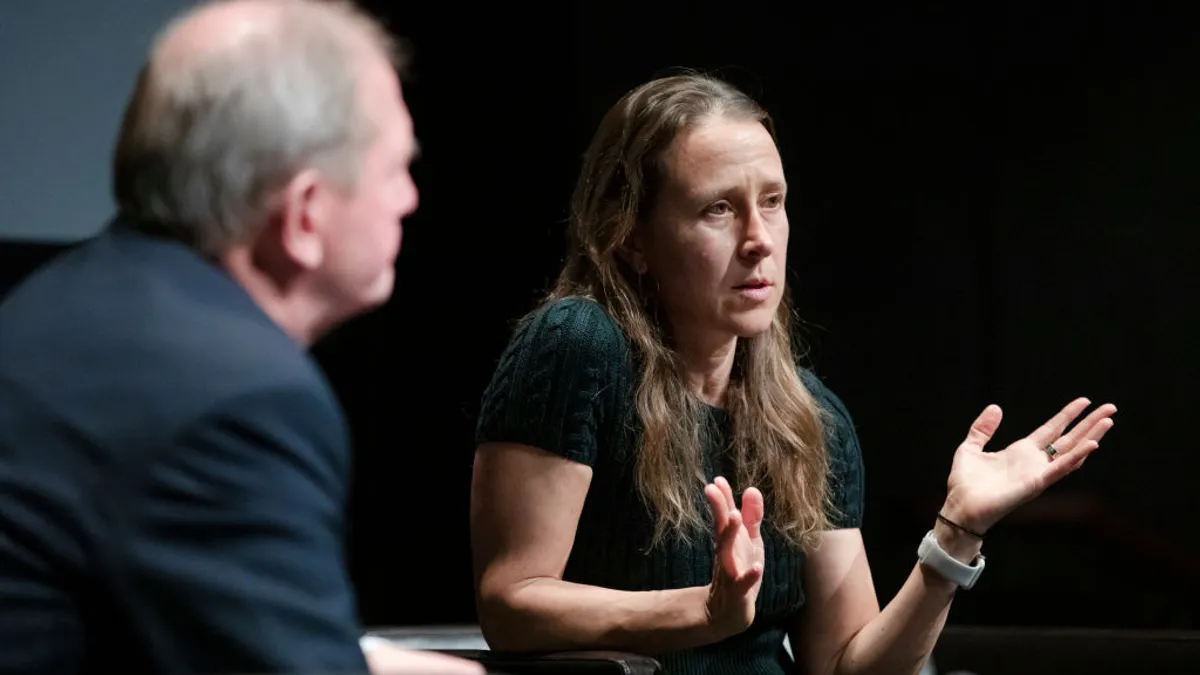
[276,169,329,271]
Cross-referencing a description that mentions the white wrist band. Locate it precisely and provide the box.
[916,529,986,589]
[359,635,391,653]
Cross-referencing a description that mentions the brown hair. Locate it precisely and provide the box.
[549,73,833,549]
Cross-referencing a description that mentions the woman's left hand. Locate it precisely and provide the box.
[942,397,1117,534]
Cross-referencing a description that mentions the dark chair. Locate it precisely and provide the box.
[365,625,662,674]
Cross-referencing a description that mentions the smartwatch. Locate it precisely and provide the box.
[917,529,985,589]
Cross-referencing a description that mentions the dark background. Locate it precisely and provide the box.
[2,1,1197,632]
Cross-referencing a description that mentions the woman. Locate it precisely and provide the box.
[470,73,1116,675]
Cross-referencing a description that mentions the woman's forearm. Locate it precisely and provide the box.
[836,520,982,675]
[479,578,722,655]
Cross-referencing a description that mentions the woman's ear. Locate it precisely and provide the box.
[619,232,649,275]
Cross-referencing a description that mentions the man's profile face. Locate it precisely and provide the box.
[318,52,419,315]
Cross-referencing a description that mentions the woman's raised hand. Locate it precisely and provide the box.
[704,476,766,638]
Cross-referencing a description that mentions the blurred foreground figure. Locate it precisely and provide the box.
[0,1,479,673]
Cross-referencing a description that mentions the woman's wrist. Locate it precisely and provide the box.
[932,502,985,565]
[939,490,993,535]
[698,583,745,644]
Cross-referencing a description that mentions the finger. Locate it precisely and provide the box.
[715,476,737,512]
[1084,416,1116,444]
[1062,418,1114,457]
[1061,443,1096,474]
[1029,397,1091,446]
[1044,440,1098,483]
[963,404,1003,449]
[705,483,729,530]
[741,487,765,540]
[1054,403,1117,451]
[717,510,744,576]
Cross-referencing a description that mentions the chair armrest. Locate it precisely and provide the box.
[362,626,663,674]
[439,649,663,675]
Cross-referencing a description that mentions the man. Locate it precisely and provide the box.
[0,1,481,673]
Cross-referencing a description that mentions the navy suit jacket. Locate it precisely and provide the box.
[0,221,369,674]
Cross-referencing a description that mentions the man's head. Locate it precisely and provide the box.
[113,0,419,340]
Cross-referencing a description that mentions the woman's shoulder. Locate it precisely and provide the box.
[515,295,630,360]
[482,295,635,411]
[797,366,866,528]
[796,365,854,408]
[477,295,633,465]
[795,366,859,447]
[796,367,853,425]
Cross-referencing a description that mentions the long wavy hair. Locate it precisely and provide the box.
[545,73,834,550]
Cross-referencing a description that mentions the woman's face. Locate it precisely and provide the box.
[631,115,788,347]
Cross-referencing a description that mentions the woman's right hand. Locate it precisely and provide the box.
[704,476,765,640]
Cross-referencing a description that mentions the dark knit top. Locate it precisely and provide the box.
[477,297,865,675]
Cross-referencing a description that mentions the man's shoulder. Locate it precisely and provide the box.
[0,226,334,443]
[8,226,307,359]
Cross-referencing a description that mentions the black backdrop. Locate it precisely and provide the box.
[327,0,1200,628]
[2,1,1197,632]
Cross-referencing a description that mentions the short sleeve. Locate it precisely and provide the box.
[799,369,866,530]
[476,297,631,467]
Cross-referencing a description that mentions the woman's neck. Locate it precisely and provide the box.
[673,330,738,408]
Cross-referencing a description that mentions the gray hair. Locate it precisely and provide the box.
[112,0,404,255]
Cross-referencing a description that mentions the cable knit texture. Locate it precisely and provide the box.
[477,297,865,675]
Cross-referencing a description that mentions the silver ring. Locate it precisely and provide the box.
[1043,442,1059,459]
